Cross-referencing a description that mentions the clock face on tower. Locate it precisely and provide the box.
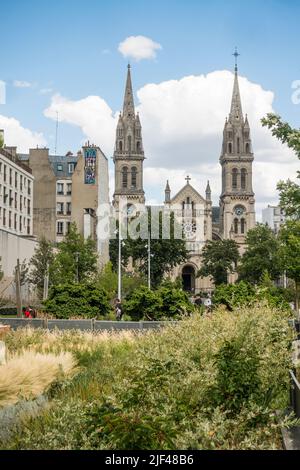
[234,205,245,216]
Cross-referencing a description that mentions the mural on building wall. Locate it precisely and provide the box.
[84,148,96,184]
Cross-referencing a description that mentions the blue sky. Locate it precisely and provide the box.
[0,0,299,213]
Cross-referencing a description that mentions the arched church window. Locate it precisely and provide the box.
[122,166,128,188]
[234,218,238,234]
[136,141,141,152]
[128,135,132,152]
[241,218,246,234]
[119,141,123,151]
[131,166,137,188]
[228,143,232,154]
[237,137,240,154]
[241,168,247,190]
[232,168,238,190]
[245,143,250,153]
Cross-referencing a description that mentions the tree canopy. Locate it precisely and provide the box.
[238,224,283,284]
[197,239,240,286]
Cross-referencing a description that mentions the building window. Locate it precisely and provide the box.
[68,163,75,174]
[9,211,12,228]
[122,166,128,188]
[66,202,71,215]
[3,165,6,183]
[234,218,238,234]
[14,214,17,230]
[237,137,240,154]
[28,180,31,195]
[20,175,23,191]
[57,202,64,215]
[119,141,123,151]
[131,166,137,188]
[241,218,246,234]
[57,222,64,235]
[232,168,238,190]
[241,168,247,190]
[9,169,12,186]
[27,219,30,235]
[57,183,64,195]
[15,173,18,188]
[66,221,71,234]
[9,190,12,207]
[245,143,250,153]
[136,141,141,152]
[19,215,22,232]
[228,143,232,154]
[27,199,31,216]
[57,164,63,171]
[67,183,72,195]
[3,208,6,226]
[128,135,132,152]
[20,195,22,212]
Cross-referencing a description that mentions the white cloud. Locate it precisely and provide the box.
[44,94,118,157]
[118,35,162,61]
[0,115,47,152]
[13,80,32,88]
[43,70,298,218]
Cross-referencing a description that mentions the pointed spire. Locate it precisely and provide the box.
[206,180,211,201]
[165,180,171,203]
[123,64,135,118]
[229,48,243,122]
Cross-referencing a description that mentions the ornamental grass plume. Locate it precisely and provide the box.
[0,351,77,408]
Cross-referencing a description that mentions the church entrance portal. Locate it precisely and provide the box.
[182,265,195,293]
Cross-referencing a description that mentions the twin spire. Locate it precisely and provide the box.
[123,64,135,118]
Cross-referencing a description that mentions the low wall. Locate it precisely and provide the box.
[0,318,168,332]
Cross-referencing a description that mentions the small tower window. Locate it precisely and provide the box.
[131,166,137,188]
[228,143,232,154]
[241,168,247,190]
[232,168,238,190]
[128,135,132,152]
[122,166,128,188]
[245,143,250,153]
[241,218,246,234]
[237,137,240,154]
[234,218,238,234]
[119,141,123,151]
[136,141,141,152]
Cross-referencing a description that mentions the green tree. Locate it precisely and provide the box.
[110,211,188,287]
[279,221,300,312]
[197,239,240,286]
[261,113,300,219]
[238,224,283,284]
[29,237,54,298]
[51,223,98,285]
[0,133,4,149]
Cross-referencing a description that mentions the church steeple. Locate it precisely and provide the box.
[113,65,145,209]
[219,49,256,243]
[123,64,135,118]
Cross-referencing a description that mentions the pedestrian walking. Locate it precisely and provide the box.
[115,298,123,321]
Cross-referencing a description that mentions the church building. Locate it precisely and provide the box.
[113,56,256,292]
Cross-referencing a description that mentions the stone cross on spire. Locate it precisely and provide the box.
[185,175,191,184]
[233,47,240,73]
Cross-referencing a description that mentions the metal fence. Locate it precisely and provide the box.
[0,317,167,332]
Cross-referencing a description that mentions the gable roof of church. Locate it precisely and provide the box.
[170,183,206,204]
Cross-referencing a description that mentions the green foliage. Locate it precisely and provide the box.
[110,211,188,287]
[29,238,54,298]
[213,282,256,310]
[198,239,240,285]
[50,223,98,285]
[279,220,300,310]
[0,134,4,149]
[96,262,146,301]
[123,283,194,321]
[43,283,112,319]
[239,224,283,283]
[213,281,292,312]
[261,113,300,218]
[2,306,295,450]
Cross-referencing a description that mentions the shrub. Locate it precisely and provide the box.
[43,283,112,319]
[123,283,194,321]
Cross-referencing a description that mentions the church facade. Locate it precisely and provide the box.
[113,61,256,292]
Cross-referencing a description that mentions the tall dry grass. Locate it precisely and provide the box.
[0,351,77,408]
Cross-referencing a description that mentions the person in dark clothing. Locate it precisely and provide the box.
[114,298,123,321]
